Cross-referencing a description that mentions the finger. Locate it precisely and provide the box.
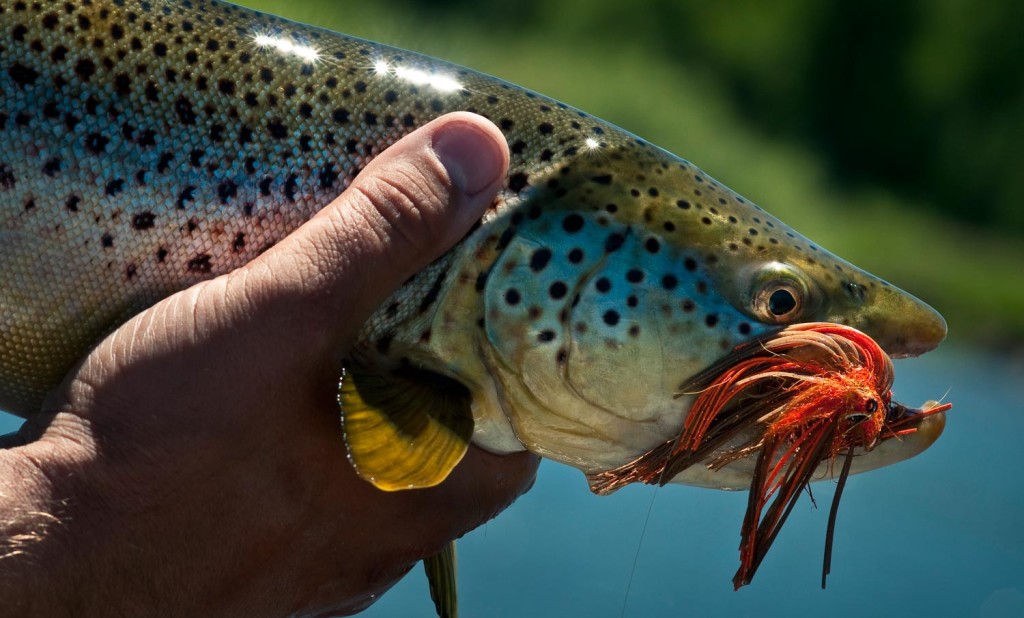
[436,446,541,534]
[222,112,509,356]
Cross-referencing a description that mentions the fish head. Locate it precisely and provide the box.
[462,144,946,480]
[721,250,947,360]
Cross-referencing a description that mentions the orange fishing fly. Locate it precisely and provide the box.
[589,322,951,589]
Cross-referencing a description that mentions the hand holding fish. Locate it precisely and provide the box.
[0,114,539,616]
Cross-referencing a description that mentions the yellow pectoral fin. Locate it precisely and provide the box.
[339,362,474,491]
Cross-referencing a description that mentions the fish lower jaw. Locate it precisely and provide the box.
[663,409,946,491]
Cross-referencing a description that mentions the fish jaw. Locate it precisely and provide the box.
[828,281,947,359]
[664,400,947,491]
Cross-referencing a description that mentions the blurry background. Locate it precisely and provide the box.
[4,1,1024,616]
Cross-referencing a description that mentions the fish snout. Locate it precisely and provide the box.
[840,285,947,358]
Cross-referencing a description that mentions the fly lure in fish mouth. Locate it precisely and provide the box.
[589,323,952,589]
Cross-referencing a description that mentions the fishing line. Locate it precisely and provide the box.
[620,487,659,618]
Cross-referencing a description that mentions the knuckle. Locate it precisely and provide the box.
[348,157,454,252]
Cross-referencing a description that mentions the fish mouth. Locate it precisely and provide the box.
[847,399,947,475]
[586,323,951,588]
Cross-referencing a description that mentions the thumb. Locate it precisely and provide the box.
[223,112,509,357]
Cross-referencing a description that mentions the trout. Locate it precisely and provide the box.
[0,0,948,613]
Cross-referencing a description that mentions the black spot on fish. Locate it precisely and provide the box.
[65,195,81,212]
[105,179,125,196]
[7,63,38,87]
[562,214,584,233]
[85,133,109,154]
[530,248,553,272]
[266,119,288,139]
[259,177,273,197]
[319,163,339,189]
[74,58,97,81]
[508,172,528,193]
[283,174,299,202]
[132,212,155,230]
[42,158,62,176]
[174,96,197,125]
[595,277,611,293]
[549,281,568,299]
[626,269,644,283]
[591,174,613,185]
[568,248,584,263]
[603,310,620,326]
[176,186,196,209]
[605,233,624,253]
[217,180,238,204]
[156,152,174,173]
[417,271,447,313]
[187,254,213,274]
[505,288,521,306]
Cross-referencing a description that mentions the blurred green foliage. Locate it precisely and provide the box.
[362,0,1024,232]
[241,0,1024,348]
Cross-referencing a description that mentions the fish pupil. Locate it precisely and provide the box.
[768,289,797,316]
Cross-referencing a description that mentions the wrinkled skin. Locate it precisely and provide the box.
[0,114,538,617]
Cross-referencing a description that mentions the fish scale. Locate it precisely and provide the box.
[1,0,946,480]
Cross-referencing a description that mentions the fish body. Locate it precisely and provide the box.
[0,1,946,487]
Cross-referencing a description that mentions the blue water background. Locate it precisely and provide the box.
[2,344,1022,617]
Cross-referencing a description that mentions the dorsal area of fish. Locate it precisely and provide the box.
[0,0,944,426]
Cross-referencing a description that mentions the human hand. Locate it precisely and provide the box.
[0,112,539,617]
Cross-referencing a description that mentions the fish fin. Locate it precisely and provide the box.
[424,541,458,618]
[339,361,473,491]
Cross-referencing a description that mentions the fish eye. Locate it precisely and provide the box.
[754,281,805,324]
[748,262,814,325]
[865,399,878,413]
